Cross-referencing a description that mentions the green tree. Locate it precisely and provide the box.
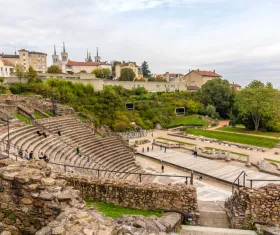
[25,66,39,83]
[0,77,4,85]
[235,81,279,131]
[47,65,62,74]
[91,68,111,79]
[119,68,135,81]
[186,100,202,114]
[141,61,151,78]
[15,64,26,84]
[198,78,232,118]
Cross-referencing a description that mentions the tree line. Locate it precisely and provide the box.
[8,75,280,132]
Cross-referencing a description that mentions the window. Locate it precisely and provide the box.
[38,58,41,62]
[5,68,7,72]
[0,67,2,71]
[38,66,41,70]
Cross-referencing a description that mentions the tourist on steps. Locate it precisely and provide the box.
[39,152,44,159]
[24,150,28,159]
[28,151,33,160]
[76,147,80,155]
[194,148,198,158]
[160,145,162,150]
[147,146,149,152]
[43,152,49,163]
[164,147,167,153]
[152,144,154,151]
[161,165,164,173]
[142,147,144,153]
[19,149,23,159]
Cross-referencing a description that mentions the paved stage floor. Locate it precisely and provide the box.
[138,148,280,189]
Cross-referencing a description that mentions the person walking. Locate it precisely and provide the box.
[76,147,80,155]
[161,165,164,173]
[142,147,144,153]
[164,147,167,153]
[160,145,162,150]
[147,146,149,152]
[194,147,198,157]
[152,144,154,151]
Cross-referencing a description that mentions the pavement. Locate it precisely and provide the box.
[139,148,280,188]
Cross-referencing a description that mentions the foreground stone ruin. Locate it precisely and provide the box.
[225,184,280,229]
[0,159,197,234]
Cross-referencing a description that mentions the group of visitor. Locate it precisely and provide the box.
[18,149,49,162]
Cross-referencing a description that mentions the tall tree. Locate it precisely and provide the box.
[235,81,279,131]
[91,68,111,79]
[15,64,25,84]
[119,68,135,81]
[25,66,38,83]
[198,78,232,118]
[47,65,62,74]
[141,61,151,78]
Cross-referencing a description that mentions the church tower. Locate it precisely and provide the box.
[61,42,68,62]
[94,47,101,63]
[52,45,59,65]
[85,49,93,62]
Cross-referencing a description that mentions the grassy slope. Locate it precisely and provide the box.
[11,114,32,125]
[167,115,210,128]
[86,201,163,219]
[187,129,279,148]
[217,126,280,138]
[33,111,44,119]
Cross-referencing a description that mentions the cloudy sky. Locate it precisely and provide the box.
[1,0,280,87]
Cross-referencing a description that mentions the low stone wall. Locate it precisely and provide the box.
[58,173,199,224]
[225,184,280,229]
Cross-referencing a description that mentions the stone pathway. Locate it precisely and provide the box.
[138,148,280,188]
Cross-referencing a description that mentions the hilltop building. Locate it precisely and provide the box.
[230,83,242,91]
[0,49,47,73]
[52,44,111,74]
[115,62,142,80]
[0,59,14,77]
[184,69,222,90]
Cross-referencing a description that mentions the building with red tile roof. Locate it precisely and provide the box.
[0,59,15,77]
[184,69,222,89]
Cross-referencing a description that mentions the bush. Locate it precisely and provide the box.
[10,83,30,94]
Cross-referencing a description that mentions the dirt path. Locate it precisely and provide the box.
[208,120,230,130]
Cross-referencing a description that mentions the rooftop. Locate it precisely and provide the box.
[1,54,20,59]
[1,59,14,67]
[193,70,221,77]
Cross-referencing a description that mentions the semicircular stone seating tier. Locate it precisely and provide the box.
[0,116,145,180]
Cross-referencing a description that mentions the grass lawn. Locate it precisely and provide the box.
[167,115,210,128]
[205,147,248,157]
[187,129,279,148]
[45,110,56,117]
[11,114,32,125]
[217,126,280,138]
[33,111,44,119]
[264,158,280,164]
[158,137,195,146]
[86,201,163,219]
[78,114,88,121]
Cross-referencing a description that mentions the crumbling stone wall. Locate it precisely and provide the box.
[0,160,119,234]
[225,184,280,229]
[59,173,199,224]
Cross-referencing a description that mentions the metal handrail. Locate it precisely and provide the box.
[232,171,247,193]
[35,160,194,184]
[247,179,280,189]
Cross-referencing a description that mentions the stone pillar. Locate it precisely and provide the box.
[245,155,251,167]
[225,151,231,162]
[212,149,216,158]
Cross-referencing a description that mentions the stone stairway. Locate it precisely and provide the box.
[198,201,229,228]
[180,226,257,235]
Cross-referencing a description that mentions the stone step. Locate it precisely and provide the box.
[198,201,229,228]
[180,226,257,235]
